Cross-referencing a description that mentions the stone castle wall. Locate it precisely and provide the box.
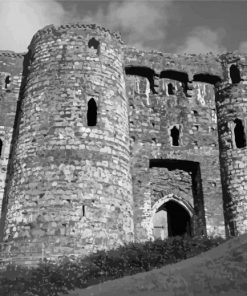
[0,23,246,262]
[124,48,225,240]
[0,51,24,221]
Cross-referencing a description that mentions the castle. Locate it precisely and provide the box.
[0,23,246,263]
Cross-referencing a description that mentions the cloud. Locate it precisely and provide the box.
[0,0,173,52]
[239,41,247,52]
[0,0,68,52]
[1,0,247,55]
[80,0,172,50]
[176,27,226,54]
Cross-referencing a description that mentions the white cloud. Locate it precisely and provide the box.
[0,0,173,52]
[80,0,172,50]
[1,0,247,55]
[239,41,247,52]
[0,0,67,52]
[176,27,226,54]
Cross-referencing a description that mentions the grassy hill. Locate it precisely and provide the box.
[2,235,247,295]
[59,234,247,296]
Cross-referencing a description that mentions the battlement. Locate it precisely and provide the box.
[29,23,124,52]
[0,50,24,59]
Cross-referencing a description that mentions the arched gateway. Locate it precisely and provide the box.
[152,193,194,239]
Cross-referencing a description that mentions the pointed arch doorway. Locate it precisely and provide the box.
[152,194,193,239]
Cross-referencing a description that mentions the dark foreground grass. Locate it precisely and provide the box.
[0,236,226,296]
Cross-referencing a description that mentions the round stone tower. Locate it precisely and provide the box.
[1,24,134,258]
[215,53,247,237]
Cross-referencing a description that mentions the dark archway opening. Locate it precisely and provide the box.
[170,126,179,146]
[166,200,191,237]
[153,200,192,239]
[167,83,174,95]
[234,118,246,148]
[87,98,97,126]
[230,65,241,84]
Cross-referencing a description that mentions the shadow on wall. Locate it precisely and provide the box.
[125,66,222,99]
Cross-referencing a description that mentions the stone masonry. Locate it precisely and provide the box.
[0,23,246,261]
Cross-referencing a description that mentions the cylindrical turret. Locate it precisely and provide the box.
[215,53,247,236]
[1,24,134,258]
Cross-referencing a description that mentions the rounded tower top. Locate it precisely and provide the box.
[29,23,124,51]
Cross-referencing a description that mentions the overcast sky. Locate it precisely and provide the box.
[0,0,246,54]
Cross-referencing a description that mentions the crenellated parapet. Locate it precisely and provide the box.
[0,50,24,58]
[123,47,224,75]
[29,23,124,54]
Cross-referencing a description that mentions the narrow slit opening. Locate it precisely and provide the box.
[87,98,97,126]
